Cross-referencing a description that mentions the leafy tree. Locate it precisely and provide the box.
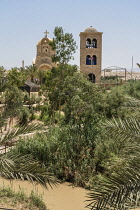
[43,26,77,122]
[0,66,7,91]
[43,64,78,122]
[26,65,38,82]
[61,72,104,125]
[0,66,6,76]
[3,86,24,113]
[43,63,106,125]
[2,86,36,129]
[37,68,46,85]
[50,26,77,64]
[7,67,26,87]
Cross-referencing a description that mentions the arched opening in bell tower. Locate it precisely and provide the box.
[86,38,91,48]
[92,55,97,65]
[88,73,96,83]
[92,39,97,48]
[86,55,92,65]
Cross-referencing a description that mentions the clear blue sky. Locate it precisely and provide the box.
[0,0,140,70]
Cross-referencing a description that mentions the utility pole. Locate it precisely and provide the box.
[22,60,24,69]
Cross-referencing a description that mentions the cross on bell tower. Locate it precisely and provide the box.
[44,30,49,38]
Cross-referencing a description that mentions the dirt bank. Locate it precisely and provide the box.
[0,177,89,210]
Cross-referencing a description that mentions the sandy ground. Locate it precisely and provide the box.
[0,197,40,210]
[0,177,89,210]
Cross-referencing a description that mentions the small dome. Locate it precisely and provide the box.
[84,26,97,33]
[37,38,53,45]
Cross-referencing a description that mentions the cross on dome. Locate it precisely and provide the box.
[44,30,49,38]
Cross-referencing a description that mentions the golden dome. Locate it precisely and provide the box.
[37,38,53,45]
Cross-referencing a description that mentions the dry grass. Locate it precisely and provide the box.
[0,186,47,210]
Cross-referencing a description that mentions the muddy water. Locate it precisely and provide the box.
[0,177,89,210]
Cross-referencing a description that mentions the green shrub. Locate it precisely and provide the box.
[123,80,140,99]
[18,107,30,125]
[102,87,127,118]
[12,123,100,187]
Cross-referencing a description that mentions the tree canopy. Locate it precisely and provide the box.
[49,26,77,64]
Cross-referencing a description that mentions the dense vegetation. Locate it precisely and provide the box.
[10,70,140,184]
[0,27,140,209]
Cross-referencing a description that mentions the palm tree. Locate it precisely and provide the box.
[86,116,140,210]
[137,63,140,68]
[0,113,58,189]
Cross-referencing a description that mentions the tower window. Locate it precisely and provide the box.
[92,39,97,48]
[86,55,92,65]
[86,38,91,48]
[88,73,96,83]
[92,55,97,65]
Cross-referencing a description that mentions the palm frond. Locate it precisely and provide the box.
[103,117,140,143]
[86,162,140,210]
[0,152,58,189]
[87,115,140,209]
[0,123,43,146]
[124,96,140,108]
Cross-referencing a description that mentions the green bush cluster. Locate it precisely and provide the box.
[123,79,140,99]
[11,70,139,188]
[13,122,100,187]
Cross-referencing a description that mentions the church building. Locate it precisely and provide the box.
[35,30,56,70]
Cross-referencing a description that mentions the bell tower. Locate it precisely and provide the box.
[80,26,103,83]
